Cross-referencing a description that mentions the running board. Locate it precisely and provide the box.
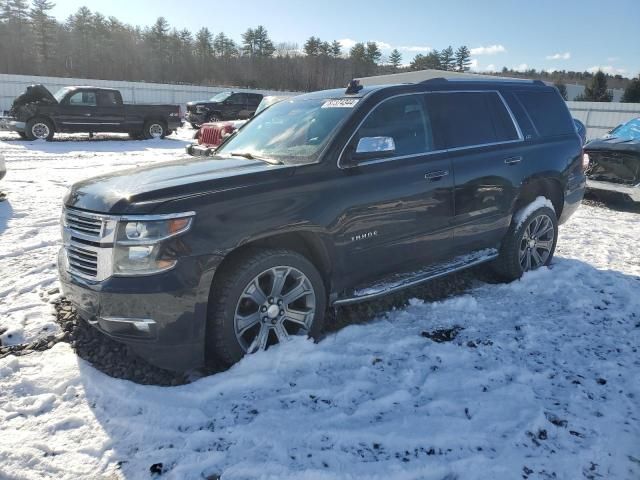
[332,248,498,306]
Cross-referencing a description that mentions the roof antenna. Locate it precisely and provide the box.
[345,79,363,94]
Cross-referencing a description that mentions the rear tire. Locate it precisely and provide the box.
[25,117,54,141]
[207,248,327,366]
[142,120,166,140]
[207,114,221,123]
[491,204,558,281]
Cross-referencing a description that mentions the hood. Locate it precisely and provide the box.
[187,100,220,106]
[64,155,291,214]
[585,136,640,153]
[11,84,57,110]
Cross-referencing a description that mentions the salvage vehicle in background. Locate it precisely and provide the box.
[58,78,585,371]
[185,91,263,128]
[0,85,182,140]
[186,96,289,156]
[584,117,640,203]
[573,118,586,145]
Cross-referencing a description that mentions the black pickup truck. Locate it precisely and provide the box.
[1,85,182,140]
[58,78,586,371]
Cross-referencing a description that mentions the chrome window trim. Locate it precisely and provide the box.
[337,90,524,169]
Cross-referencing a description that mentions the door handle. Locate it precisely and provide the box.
[424,170,449,181]
[504,156,523,165]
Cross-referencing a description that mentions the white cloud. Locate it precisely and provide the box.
[514,63,529,72]
[587,65,627,75]
[484,63,497,72]
[468,58,479,70]
[546,52,571,60]
[470,44,506,55]
[397,45,432,53]
[338,38,358,50]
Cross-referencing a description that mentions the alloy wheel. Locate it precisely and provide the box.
[234,266,316,353]
[32,123,50,139]
[148,123,164,138]
[519,214,555,271]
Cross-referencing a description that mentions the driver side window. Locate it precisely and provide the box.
[68,91,97,107]
[354,95,434,158]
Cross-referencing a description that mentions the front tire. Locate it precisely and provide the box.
[25,117,54,141]
[208,249,327,365]
[492,204,558,281]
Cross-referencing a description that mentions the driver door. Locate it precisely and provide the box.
[56,90,98,131]
[334,93,454,287]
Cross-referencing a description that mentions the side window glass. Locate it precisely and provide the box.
[68,91,97,107]
[98,91,118,106]
[230,93,246,105]
[487,93,519,141]
[354,95,433,158]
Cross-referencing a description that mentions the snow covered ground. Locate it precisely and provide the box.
[0,131,639,479]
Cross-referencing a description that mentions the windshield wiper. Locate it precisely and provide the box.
[230,152,282,165]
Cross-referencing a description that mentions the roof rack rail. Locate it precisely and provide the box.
[419,76,547,85]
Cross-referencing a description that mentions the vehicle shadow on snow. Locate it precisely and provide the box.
[0,132,191,154]
[0,198,13,235]
[67,256,640,478]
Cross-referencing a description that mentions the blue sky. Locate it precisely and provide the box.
[51,0,640,77]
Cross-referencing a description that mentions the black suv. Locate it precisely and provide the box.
[185,91,263,128]
[59,79,586,370]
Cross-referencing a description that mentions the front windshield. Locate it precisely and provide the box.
[216,97,355,165]
[608,118,640,141]
[53,87,70,103]
[209,92,232,102]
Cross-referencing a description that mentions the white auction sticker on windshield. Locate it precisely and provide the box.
[321,99,359,108]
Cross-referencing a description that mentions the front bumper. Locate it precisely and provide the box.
[185,112,207,125]
[587,179,640,203]
[185,143,215,157]
[58,249,222,371]
[0,116,25,132]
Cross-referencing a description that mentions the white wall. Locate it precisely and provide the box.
[567,101,640,140]
[0,73,299,112]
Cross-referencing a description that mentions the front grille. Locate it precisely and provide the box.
[65,209,102,239]
[63,208,112,280]
[200,124,223,146]
[66,243,99,277]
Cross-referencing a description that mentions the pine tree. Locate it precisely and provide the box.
[330,40,342,58]
[577,71,613,102]
[439,46,455,71]
[365,41,381,65]
[554,81,568,101]
[454,45,471,71]
[213,32,237,58]
[29,0,55,67]
[389,48,402,70]
[319,41,331,56]
[349,42,366,62]
[303,36,321,56]
[242,25,275,57]
[621,76,640,103]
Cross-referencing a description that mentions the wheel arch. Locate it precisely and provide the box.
[515,176,564,220]
[27,115,57,131]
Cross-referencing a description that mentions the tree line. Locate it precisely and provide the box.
[1,0,638,102]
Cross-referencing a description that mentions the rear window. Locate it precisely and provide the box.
[427,92,520,149]
[515,91,574,137]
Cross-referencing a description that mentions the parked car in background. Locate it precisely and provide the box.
[186,96,289,156]
[584,117,640,203]
[185,91,263,128]
[573,118,586,145]
[0,85,182,141]
[58,78,585,370]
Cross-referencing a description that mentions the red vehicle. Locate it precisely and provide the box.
[185,96,288,156]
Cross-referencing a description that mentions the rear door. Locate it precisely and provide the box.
[56,89,98,131]
[335,93,454,287]
[95,90,125,132]
[226,93,248,120]
[247,94,263,116]
[427,91,524,255]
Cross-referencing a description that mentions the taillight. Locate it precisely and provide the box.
[582,151,590,171]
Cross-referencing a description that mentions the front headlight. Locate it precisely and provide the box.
[113,213,194,276]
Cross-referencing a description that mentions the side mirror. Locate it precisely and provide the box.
[342,136,396,167]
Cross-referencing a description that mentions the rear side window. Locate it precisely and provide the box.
[515,91,574,137]
[355,94,434,156]
[427,92,519,149]
[97,91,119,106]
